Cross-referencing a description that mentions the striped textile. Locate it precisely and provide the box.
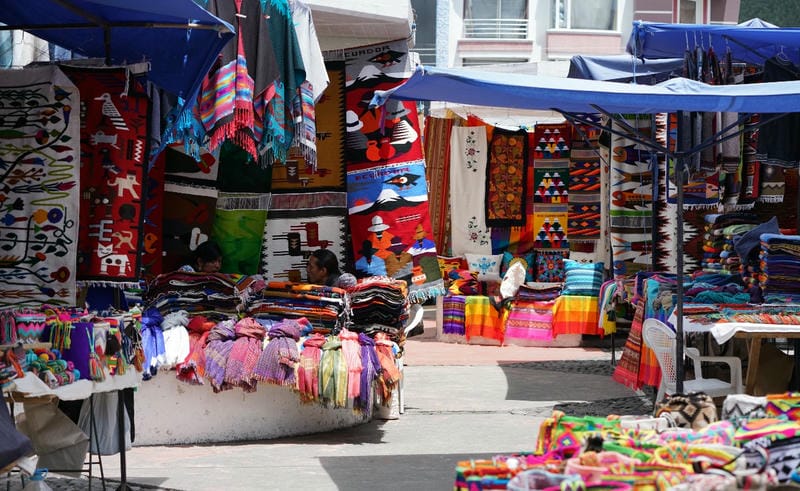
[464,295,503,343]
[505,300,555,341]
[424,116,456,254]
[442,295,467,335]
[320,337,348,408]
[551,295,600,336]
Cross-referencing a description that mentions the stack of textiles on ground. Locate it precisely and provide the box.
[760,233,800,295]
[702,214,759,274]
[241,279,348,334]
[455,391,800,491]
[505,284,560,342]
[348,277,408,342]
[683,303,800,325]
[143,272,243,315]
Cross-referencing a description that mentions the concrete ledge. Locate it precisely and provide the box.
[134,374,370,446]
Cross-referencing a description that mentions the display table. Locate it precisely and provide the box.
[669,308,800,394]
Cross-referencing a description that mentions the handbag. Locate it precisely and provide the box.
[654,392,717,431]
[536,411,622,455]
[765,392,800,422]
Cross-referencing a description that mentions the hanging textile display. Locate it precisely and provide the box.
[342,39,442,301]
[531,123,571,160]
[450,126,492,256]
[533,162,568,204]
[665,114,721,209]
[261,192,348,282]
[195,0,280,161]
[162,144,220,189]
[161,184,218,273]
[424,116,456,255]
[63,66,149,286]
[141,149,166,280]
[271,61,346,192]
[608,115,654,279]
[343,39,422,167]
[531,206,568,250]
[213,193,269,275]
[0,66,80,308]
[346,160,444,301]
[485,128,528,227]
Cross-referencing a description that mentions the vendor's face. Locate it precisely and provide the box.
[198,257,222,273]
[306,256,327,284]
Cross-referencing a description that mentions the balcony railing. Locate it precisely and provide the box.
[414,46,437,66]
[463,18,528,39]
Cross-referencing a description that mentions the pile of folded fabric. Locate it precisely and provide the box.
[760,233,800,295]
[702,213,759,274]
[348,277,408,342]
[505,284,561,342]
[143,271,243,315]
[244,281,348,335]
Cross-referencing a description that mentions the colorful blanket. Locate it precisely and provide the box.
[532,123,571,159]
[568,152,601,240]
[485,128,528,226]
[532,206,568,250]
[214,193,269,275]
[533,161,568,204]
[344,39,421,167]
[442,295,467,335]
[271,61,346,191]
[0,66,80,307]
[347,160,443,302]
[551,295,600,335]
[464,295,503,343]
[505,300,555,341]
[63,66,149,286]
[261,192,348,282]
[450,126,492,256]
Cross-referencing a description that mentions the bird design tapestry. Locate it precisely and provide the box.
[62,66,150,286]
[0,66,80,307]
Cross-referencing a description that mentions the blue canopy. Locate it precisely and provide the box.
[568,54,683,83]
[626,20,800,66]
[0,0,235,99]
[372,65,800,115]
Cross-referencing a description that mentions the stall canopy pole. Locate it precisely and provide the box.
[674,110,686,394]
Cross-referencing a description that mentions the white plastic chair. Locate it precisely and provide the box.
[397,303,424,414]
[642,318,743,402]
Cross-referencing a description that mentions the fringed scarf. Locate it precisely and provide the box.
[339,328,362,399]
[254,319,301,386]
[291,81,317,170]
[373,332,400,406]
[356,332,380,412]
[298,332,326,402]
[320,337,347,408]
[224,317,266,392]
[204,319,236,393]
[176,316,215,385]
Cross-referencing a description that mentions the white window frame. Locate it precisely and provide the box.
[551,0,621,32]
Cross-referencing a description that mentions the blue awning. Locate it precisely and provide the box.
[372,65,800,115]
[568,54,683,83]
[626,20,800,66]
[0,0,235,100]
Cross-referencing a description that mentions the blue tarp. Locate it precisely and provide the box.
[626,19,800,66]
[568,54,683,83]
[0,0,235,100]
[372,65,800,115]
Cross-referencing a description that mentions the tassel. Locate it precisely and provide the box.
[90,355,105,382]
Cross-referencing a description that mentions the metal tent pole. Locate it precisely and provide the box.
[674,111,686,394]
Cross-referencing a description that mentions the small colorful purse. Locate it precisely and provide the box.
[654,392,718,431]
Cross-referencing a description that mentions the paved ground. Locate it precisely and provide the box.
[2,310,649,490]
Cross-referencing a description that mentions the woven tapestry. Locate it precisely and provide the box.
[532,123,571,160]
[568,152,602,241]
[485,128,528,227]
[533,160,568,204]
[532,205,568,250]
[347,160,444,301]
[272,61,346,192]
[450,126,492,256]
[261,192,348,282]
[63,66,149,286]
[0,66,80,308]
[609,115,654,279]
[424,116,456,255]
[214,193,269,275]
[344,39,421,167]
[161,183,218,273]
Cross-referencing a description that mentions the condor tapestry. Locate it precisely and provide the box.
[62,66,150,286]
[0,66,80,307]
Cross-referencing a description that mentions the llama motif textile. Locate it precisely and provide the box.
[0,66,80,307]
[343,39,421,167]
[347,160,444,302]
[449,126,491,256]
[261,192,348,282]
[63,66,150,286]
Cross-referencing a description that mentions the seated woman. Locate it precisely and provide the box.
[306,249,357,289]
[179,240,223,273]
